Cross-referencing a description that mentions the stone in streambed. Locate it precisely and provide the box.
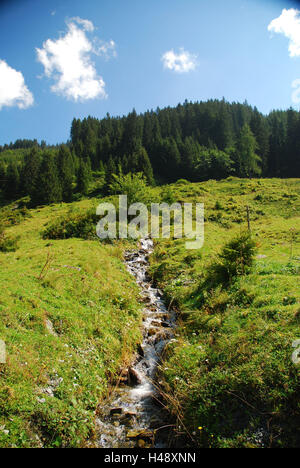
[110,407,123,416]
[124,411,137,418]
[128,367,142,385]
[120,411,137,424]
[151,320,162,327]
[140,295,151,304]
[161,321,170,327]
[118,366,142,386]
[154,313,169,321]
[137,344,144,357]
[127,429,154,442]
[152,329,173,344]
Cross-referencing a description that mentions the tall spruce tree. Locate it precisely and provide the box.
[250,109,269,176]
[134,146,154,185]
[0,161,6,194]
[180,137,198,179]
[57,145,74,202]
[285,109,299,177]
[4,161,20,200]
[268,113,286,176]
[77,159,90,195]
[235,124,261,177]
[36,152,62,205]
[105,156,117,192]
[21,148,40,201]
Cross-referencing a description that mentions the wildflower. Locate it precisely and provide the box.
[198,426,203,431]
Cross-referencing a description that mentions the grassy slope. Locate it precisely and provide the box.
[0,178,299,449]
[0,199,142,448]
[149,178,300,448]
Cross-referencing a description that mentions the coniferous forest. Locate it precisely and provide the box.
[0,99,300,205]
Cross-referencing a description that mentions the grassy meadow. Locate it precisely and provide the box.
[149,177,300,448]
[0,199,142,447]
[0,177,299,448]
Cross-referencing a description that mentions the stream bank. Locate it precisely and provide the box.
[95,238,181,448]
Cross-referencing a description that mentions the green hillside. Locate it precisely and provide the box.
[0,177,299,448]
[0,199,142,447]
[149,177,300,448]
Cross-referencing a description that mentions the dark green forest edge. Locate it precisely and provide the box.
[1,99,300,204]
[0,99,299,448]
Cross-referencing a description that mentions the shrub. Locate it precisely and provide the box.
[0,227,19,252]
[0,197,31,227]
[175,179,190,185]
[43,209,98,240]
[206,231,256,287]
[215,200,223,210]
[109,172,154,206]
[160,186,177,204]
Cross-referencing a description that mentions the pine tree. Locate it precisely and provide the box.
[4,161,20,200]
[180,137,197,179]
[268,113,286,176]
[162,137,181,180]
[134,146,154,185]
[70,118,81,145]
[142,112,154,149]
[57,145,74,202]
[77,159,90,195]
[214,104,234,150]
[250,109,269,175]
[21,147,40,200]
[285,109,299,177]
[235,124,261,177]
[105,156,117,192]
[290,117,300,177]
[36,152,62,205]
[122,109,143,154]
[84,127,98,169]
[0,161,6,194]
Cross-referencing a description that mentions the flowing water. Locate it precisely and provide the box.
[96,238,178,448]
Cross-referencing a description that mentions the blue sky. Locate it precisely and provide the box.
[0,0,300,145]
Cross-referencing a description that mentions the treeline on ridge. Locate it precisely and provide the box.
[0,98,300,205]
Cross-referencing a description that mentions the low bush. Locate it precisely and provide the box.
[0,227,19,252]
[43,209,98,240]
[0,197,31,227]
[206,231,256,287]
[109,172,154,206]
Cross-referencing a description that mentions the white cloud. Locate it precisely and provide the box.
[94,39,117,59]
[268,8,300,57]
[69,17,95,32]
[162,48,197,73]
[36,17,115,101]
[0,60,34,110]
